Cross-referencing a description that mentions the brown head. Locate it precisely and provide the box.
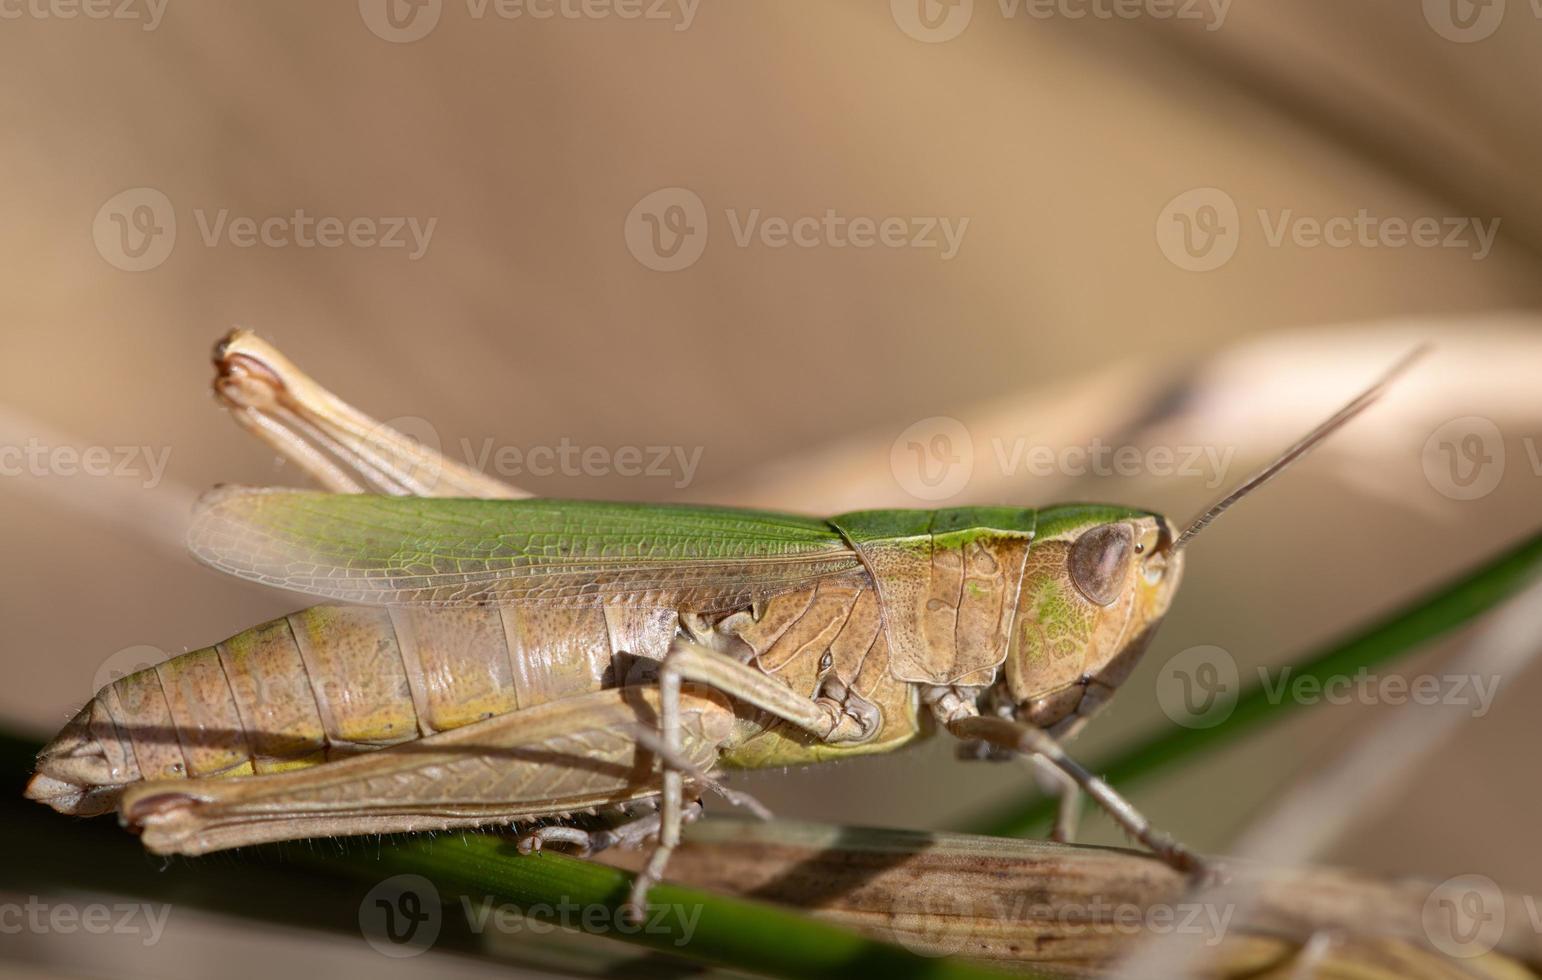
[993,344,1429,739]
[1001,506,1184,738]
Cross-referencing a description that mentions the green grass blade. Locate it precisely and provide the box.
[342,833,1022,979]
[968,527,1542,838]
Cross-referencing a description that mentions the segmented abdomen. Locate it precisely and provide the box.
[98,603,679,782]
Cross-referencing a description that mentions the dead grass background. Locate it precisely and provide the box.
[3,3,1541,976]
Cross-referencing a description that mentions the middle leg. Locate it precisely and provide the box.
[628,640,880,912]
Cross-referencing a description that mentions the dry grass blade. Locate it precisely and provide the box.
[1117,573,1542,977]
[606,820,1538,978]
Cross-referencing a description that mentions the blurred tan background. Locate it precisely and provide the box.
[3,1,1542,976]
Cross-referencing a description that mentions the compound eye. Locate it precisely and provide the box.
[1068,523,1134,606]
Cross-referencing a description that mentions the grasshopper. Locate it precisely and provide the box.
[26,331,1423,910]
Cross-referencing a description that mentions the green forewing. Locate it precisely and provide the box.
[188,487,863,612]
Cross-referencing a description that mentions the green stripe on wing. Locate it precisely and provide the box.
[187,487,864,612]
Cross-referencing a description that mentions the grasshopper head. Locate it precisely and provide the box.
[1001,506,1184,737]
[994,344,1431,738]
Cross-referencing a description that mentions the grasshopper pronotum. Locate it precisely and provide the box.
[26,331,1424,909]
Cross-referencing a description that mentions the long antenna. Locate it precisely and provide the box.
[1172,344,1431,553]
